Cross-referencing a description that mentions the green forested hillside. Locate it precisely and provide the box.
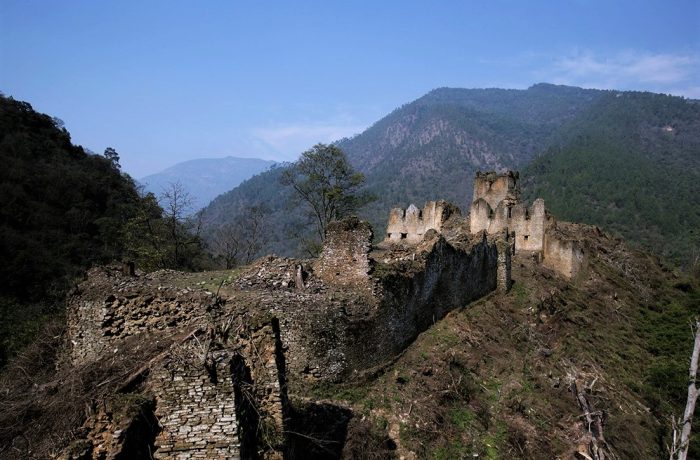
[199,84,699,270]
[0,95,207,365]
[523,91,700,266]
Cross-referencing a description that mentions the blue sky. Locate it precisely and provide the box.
[1,0,699,178]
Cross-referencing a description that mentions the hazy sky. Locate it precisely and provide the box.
[1,0,699,178]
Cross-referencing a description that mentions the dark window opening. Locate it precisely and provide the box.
[387,233,392,238]
[507,206,512,218]
[524,235,529,241]
[400,233,408,239]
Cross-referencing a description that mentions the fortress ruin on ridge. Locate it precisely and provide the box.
[386,170,584,279]
[59,169,586,459]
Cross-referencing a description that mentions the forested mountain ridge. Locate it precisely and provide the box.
[335,84,604,226]
[0,96,142,301]
[199,84,700,269]
[523,90,700,265]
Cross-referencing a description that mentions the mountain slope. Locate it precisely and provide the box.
[0,95,153,364]
[332,85,603,232]
[307,224,700,458]
[199,84,700,268]
[140,156,275,211]
[523,90,700,265]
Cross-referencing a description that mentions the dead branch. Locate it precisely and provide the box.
[670,319,700,460]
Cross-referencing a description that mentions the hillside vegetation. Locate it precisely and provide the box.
[523,90,700,266]
[0,95,207,365]
[302,225,700,458]
[199,84,700,270]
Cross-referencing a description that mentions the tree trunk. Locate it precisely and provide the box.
[677,320,700,460]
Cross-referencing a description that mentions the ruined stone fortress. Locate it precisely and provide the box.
[61,171,585,459]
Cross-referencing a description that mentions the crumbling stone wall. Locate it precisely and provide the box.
[150,342,242,460]
[543,229,585,279]
[277,227,509,383]
[66,267,213,365]
[472,170,520,210]
[340,232,505,375]
[313,216,373,289]
[385,200,460,244]
[149,320,287,460]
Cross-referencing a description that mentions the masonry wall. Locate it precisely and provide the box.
[472,171,520,210]
[313,217,373,289]
[385,200,460,244]
[469,198,547,252]
[150,344,242,460]
[149,319,287,460]
[542,231,585,279]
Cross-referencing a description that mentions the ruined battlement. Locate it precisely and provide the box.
[385,200,460,244]
[473,170,520,210]
[468,170,584,278]
[470,197,547,252]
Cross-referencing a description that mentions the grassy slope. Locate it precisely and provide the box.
[305,226,700,459]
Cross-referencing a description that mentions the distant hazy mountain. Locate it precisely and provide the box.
[200,84,700,267]
[140,157,275,211]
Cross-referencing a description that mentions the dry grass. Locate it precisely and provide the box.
[0,323,178,459]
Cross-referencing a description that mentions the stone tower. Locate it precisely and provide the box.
[472,170,520,210]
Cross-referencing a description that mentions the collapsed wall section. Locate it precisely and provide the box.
[66,266,213,365]
[63,270,289,460]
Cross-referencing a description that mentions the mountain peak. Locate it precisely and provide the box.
[140,156,275,211]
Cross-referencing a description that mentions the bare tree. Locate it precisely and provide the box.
[210,205,268,268]
[212,223,242,269]
[670,319,700,460]
[159,182,203,268]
